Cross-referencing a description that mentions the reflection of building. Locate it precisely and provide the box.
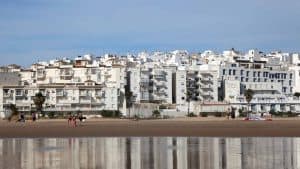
[0,137,300,169]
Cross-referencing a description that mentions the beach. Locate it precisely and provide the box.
[0,117,300,138]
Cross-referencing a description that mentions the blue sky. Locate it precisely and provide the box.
[0,0,300,66]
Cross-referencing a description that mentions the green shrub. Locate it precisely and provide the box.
[100,110,121,118]
[187,112,197,117]
[158,105,167,109]
[239,111,247,117]
[162,115,170,119]
[152,110,161,118]
[48,112,55,119]
[214,112,223,117]
[200,112,208,117]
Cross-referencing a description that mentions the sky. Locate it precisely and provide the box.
[0,0,300,66]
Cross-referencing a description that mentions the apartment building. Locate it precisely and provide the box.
[127,66,173,104]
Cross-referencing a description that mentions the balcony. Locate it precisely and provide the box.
[3,93,12,98]
[60,70,74,80]
[79,90,91,97]
[56,90,65,97]
[201,84,211,89]
[79,99,91,104]
[37,70,46,79]
[201,91,211,96]
[15,90,24,97]
[155,81,165,87]
[201,77,212,81]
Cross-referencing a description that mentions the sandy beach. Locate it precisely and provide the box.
[0,117,300,138]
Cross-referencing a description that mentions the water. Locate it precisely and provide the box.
[0,137,299,169]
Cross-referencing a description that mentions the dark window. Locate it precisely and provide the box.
[290,73,293,79]
[240,70,244,75]
[223,69,226,75]
[233,70,236,75]
[289,80,292,86]
[253,72,256,77]
[229,69,232,75]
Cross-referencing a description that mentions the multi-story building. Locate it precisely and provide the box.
[1,49,300,117]
[128,66,173,104]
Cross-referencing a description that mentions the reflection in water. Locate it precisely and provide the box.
[0,137,299,169]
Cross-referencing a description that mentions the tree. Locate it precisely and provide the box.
[244,89,254,116]
[7,104,19,122]
[186,91,193,116]
[125,88,133,118]
[33,92,46,117]
[294,92,300,99]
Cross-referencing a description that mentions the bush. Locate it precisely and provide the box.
[48,112,55,119]
[239,111,247,117]
[100,110,121,118]
[152,110,161,118]
[214,112,223,117]
[187,112,197,117]
[162,115,171,119]
[159,105,167,109]
[200,112,208,117]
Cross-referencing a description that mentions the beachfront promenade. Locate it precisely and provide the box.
[0,117,300,138]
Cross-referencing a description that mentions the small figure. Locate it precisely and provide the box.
[32,112,36,122]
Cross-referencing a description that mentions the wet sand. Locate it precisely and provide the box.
[0,118,300,138]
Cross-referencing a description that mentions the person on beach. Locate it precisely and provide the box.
[72,115,77,127]
[68,115,72,126]
[32,112,36,122]
[18,112,25,122]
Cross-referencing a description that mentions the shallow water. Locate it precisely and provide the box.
[0,137,299,169]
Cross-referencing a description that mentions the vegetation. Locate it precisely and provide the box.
[244,89,254,116]
[100,110,121,118]
[187,112,197,117]
[269,110,298,117]
[152,110,161,118]
[125,86,133,118]
[158,104,167,109]
[200,112,208,117]
[48,112,55,119]
[214,112,224,117]
[7,104,19,121]
[294,92,300,99]
[238,108,247,117]
[186,91,193,116]
[33,92,46,116]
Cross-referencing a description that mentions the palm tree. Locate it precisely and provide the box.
[125,89,133,118]
[186,91,193,116]
[294,92,300,99]
[33,92,46,117]
[244,89,254,117]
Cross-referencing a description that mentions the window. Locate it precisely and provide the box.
[258,72,260,77]
[241,77,244,82]
[229,69,232,75]
[223,69,226,75]
[253,72,256,77]
[283,87,286,93]
[246,71,249,77]
[290,73,293,79]
[289,80,292,86]
[246,78,248,82]
[233,70,236,75]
